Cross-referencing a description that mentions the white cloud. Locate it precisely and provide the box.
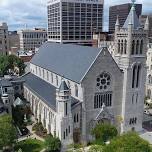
[0,0,151,31]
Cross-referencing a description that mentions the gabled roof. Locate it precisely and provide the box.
[31,42,102,83]
[123,4,141,29]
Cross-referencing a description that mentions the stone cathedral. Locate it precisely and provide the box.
[22,4,149,146]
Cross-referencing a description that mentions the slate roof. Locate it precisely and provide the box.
[0,79,12,87]
[123,4,141,29]
[31,42,102,83]
[59,80,69,92]
[22,73,79,111]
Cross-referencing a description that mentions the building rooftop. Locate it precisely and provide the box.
[31,42,102,83]
[0,79,12,87]
[22,73,79,111]
[18,28,46,33]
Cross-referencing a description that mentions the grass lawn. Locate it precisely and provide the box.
[15,139,44,152]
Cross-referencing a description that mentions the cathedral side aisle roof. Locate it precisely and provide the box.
[22,73,79,111]
[31,42,102,83]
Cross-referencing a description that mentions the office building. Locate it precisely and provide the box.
[47,0,104,45]
[0,22,9,55]
[109,3,142,32]
[18,28,47,51]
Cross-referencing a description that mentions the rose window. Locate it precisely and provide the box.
[96,72,111,90]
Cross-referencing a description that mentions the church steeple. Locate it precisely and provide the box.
[144,16,149,31]
[56,79,73,146]
[114,0,148,134]
[123,0,141,29]
[115,15,120,32]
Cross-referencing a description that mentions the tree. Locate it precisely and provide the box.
[91,123,118,143]
[0,55,9,76]
[12,105,32,127]
[44,134,61,152]
[0,55,26,76]
[0,114,17,150]
[12,106,25,127]
[104,132,151,152]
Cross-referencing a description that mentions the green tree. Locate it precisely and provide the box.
[104,132,151,152]
[0,55,9,76]
[91,123,118,143]
[0,114,17,150]
[0,55,26,76]
[44,134,61,152]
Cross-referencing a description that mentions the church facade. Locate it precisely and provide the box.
[22,5,149,146]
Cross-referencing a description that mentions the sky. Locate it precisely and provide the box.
[0,0,151,31]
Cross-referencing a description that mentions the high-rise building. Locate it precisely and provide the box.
[0,23,9,55]
[47,0,104,45]
[139,15,152,42]
[109,3,142,33]
[18,28,47,51]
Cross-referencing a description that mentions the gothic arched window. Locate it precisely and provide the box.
[43,69,45,78]
[121,40,123,54]
[75,84,78,97]
[136,40,139,54]
[132,40,135,55]
[136,65,141,88]
[124,40,127,54]
[51,73,53,83]
[132,64,141,88]
[132,65,137,88]
[140,40,143,54]
[47,71,49,81]
[118,40,120,54]
[56,75,58,86]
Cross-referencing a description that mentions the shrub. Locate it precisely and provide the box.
[91,123,118,143]
[104,132,151,152]
[44,134,61,152]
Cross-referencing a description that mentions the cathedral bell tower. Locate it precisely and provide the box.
[56,79,73,146]
[114,0,148,133]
